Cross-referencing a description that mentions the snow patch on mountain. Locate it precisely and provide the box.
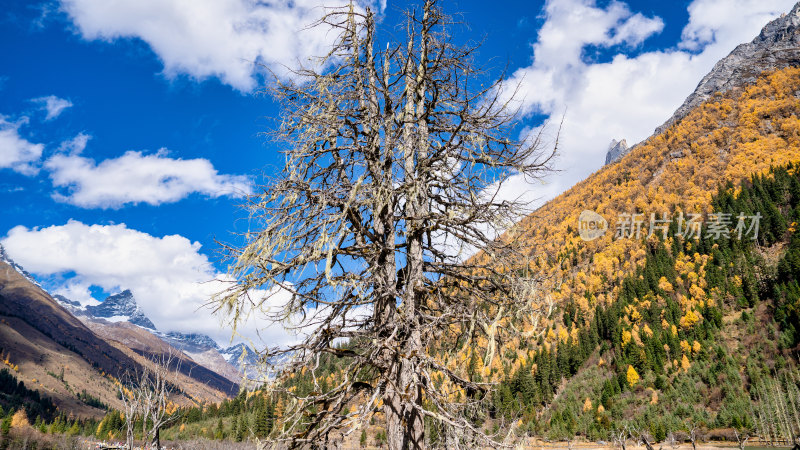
[159,331,221,353]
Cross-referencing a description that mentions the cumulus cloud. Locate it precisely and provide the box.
[499,0,796,209]
[1,220,291,347]
[44,149,252,208]
[0,116,44,175]
[31,95,73,120]
[59,0,380,91]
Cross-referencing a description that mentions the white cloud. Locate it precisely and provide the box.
[32,95,73,120]
[499,0,796,210]
[1,220,290,347]
[0,116,44,175]
[57,132,91,155]
[44,149,252,208]
[59,0,379,91]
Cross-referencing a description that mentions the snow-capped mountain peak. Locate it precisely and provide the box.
[221,342,261,368]
[160,331,261,379]
[85,290,157,330]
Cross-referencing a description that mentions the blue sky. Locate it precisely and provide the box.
[0,0,796,346]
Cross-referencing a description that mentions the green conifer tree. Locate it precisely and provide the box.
[214,418,224,440]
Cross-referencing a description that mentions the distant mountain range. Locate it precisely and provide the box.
[51,284,261,382]
[0,241,272,415]
[0,244,240,417]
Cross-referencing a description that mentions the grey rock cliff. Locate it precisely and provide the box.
[605,139,630,165]
[655,3,800,135]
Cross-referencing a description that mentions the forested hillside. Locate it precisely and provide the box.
[473,66,800,441]
[152,66,800,447]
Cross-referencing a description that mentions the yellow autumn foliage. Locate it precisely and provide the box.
[626,365,640,387]
[11,410,29,429]
[621,330,632,347]
[680,309,701,328]
[456,66,800,390]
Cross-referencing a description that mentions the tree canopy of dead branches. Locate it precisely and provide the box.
[214,1,555,448]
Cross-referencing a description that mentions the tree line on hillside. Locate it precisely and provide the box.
[487,162,800,445]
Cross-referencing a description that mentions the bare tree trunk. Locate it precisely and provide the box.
[153,426,161,450]
[734,428,749,450]
[384,6,432,448]
[689,426,699,450]
[118,377,140,450]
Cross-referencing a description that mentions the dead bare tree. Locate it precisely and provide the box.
[665,431,679,450]
[611,424,631,450]
[634,427,656,450]
[213,1,554,449]
[118,373,143,450]
[687,423,701,450]
[734,428,749,450]
[142,351,180,449]
[119,351,181,450]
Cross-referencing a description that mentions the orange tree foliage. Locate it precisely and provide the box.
[437,67,800,394]
[480,68,800,441]
[493,67,800,366]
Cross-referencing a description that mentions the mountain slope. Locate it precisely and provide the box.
[55,288,248,383]
[603,4,800,165]
[462,55,800,442]
[0,257,142,415]
[0,248,240,415]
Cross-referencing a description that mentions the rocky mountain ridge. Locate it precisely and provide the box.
[0,244,40,287]
[47,280,259,379]
[0,244,257,383]
[604,138,629,165]
[603,4,800,166]
[161,331,261,379]
[655,2,800,135]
